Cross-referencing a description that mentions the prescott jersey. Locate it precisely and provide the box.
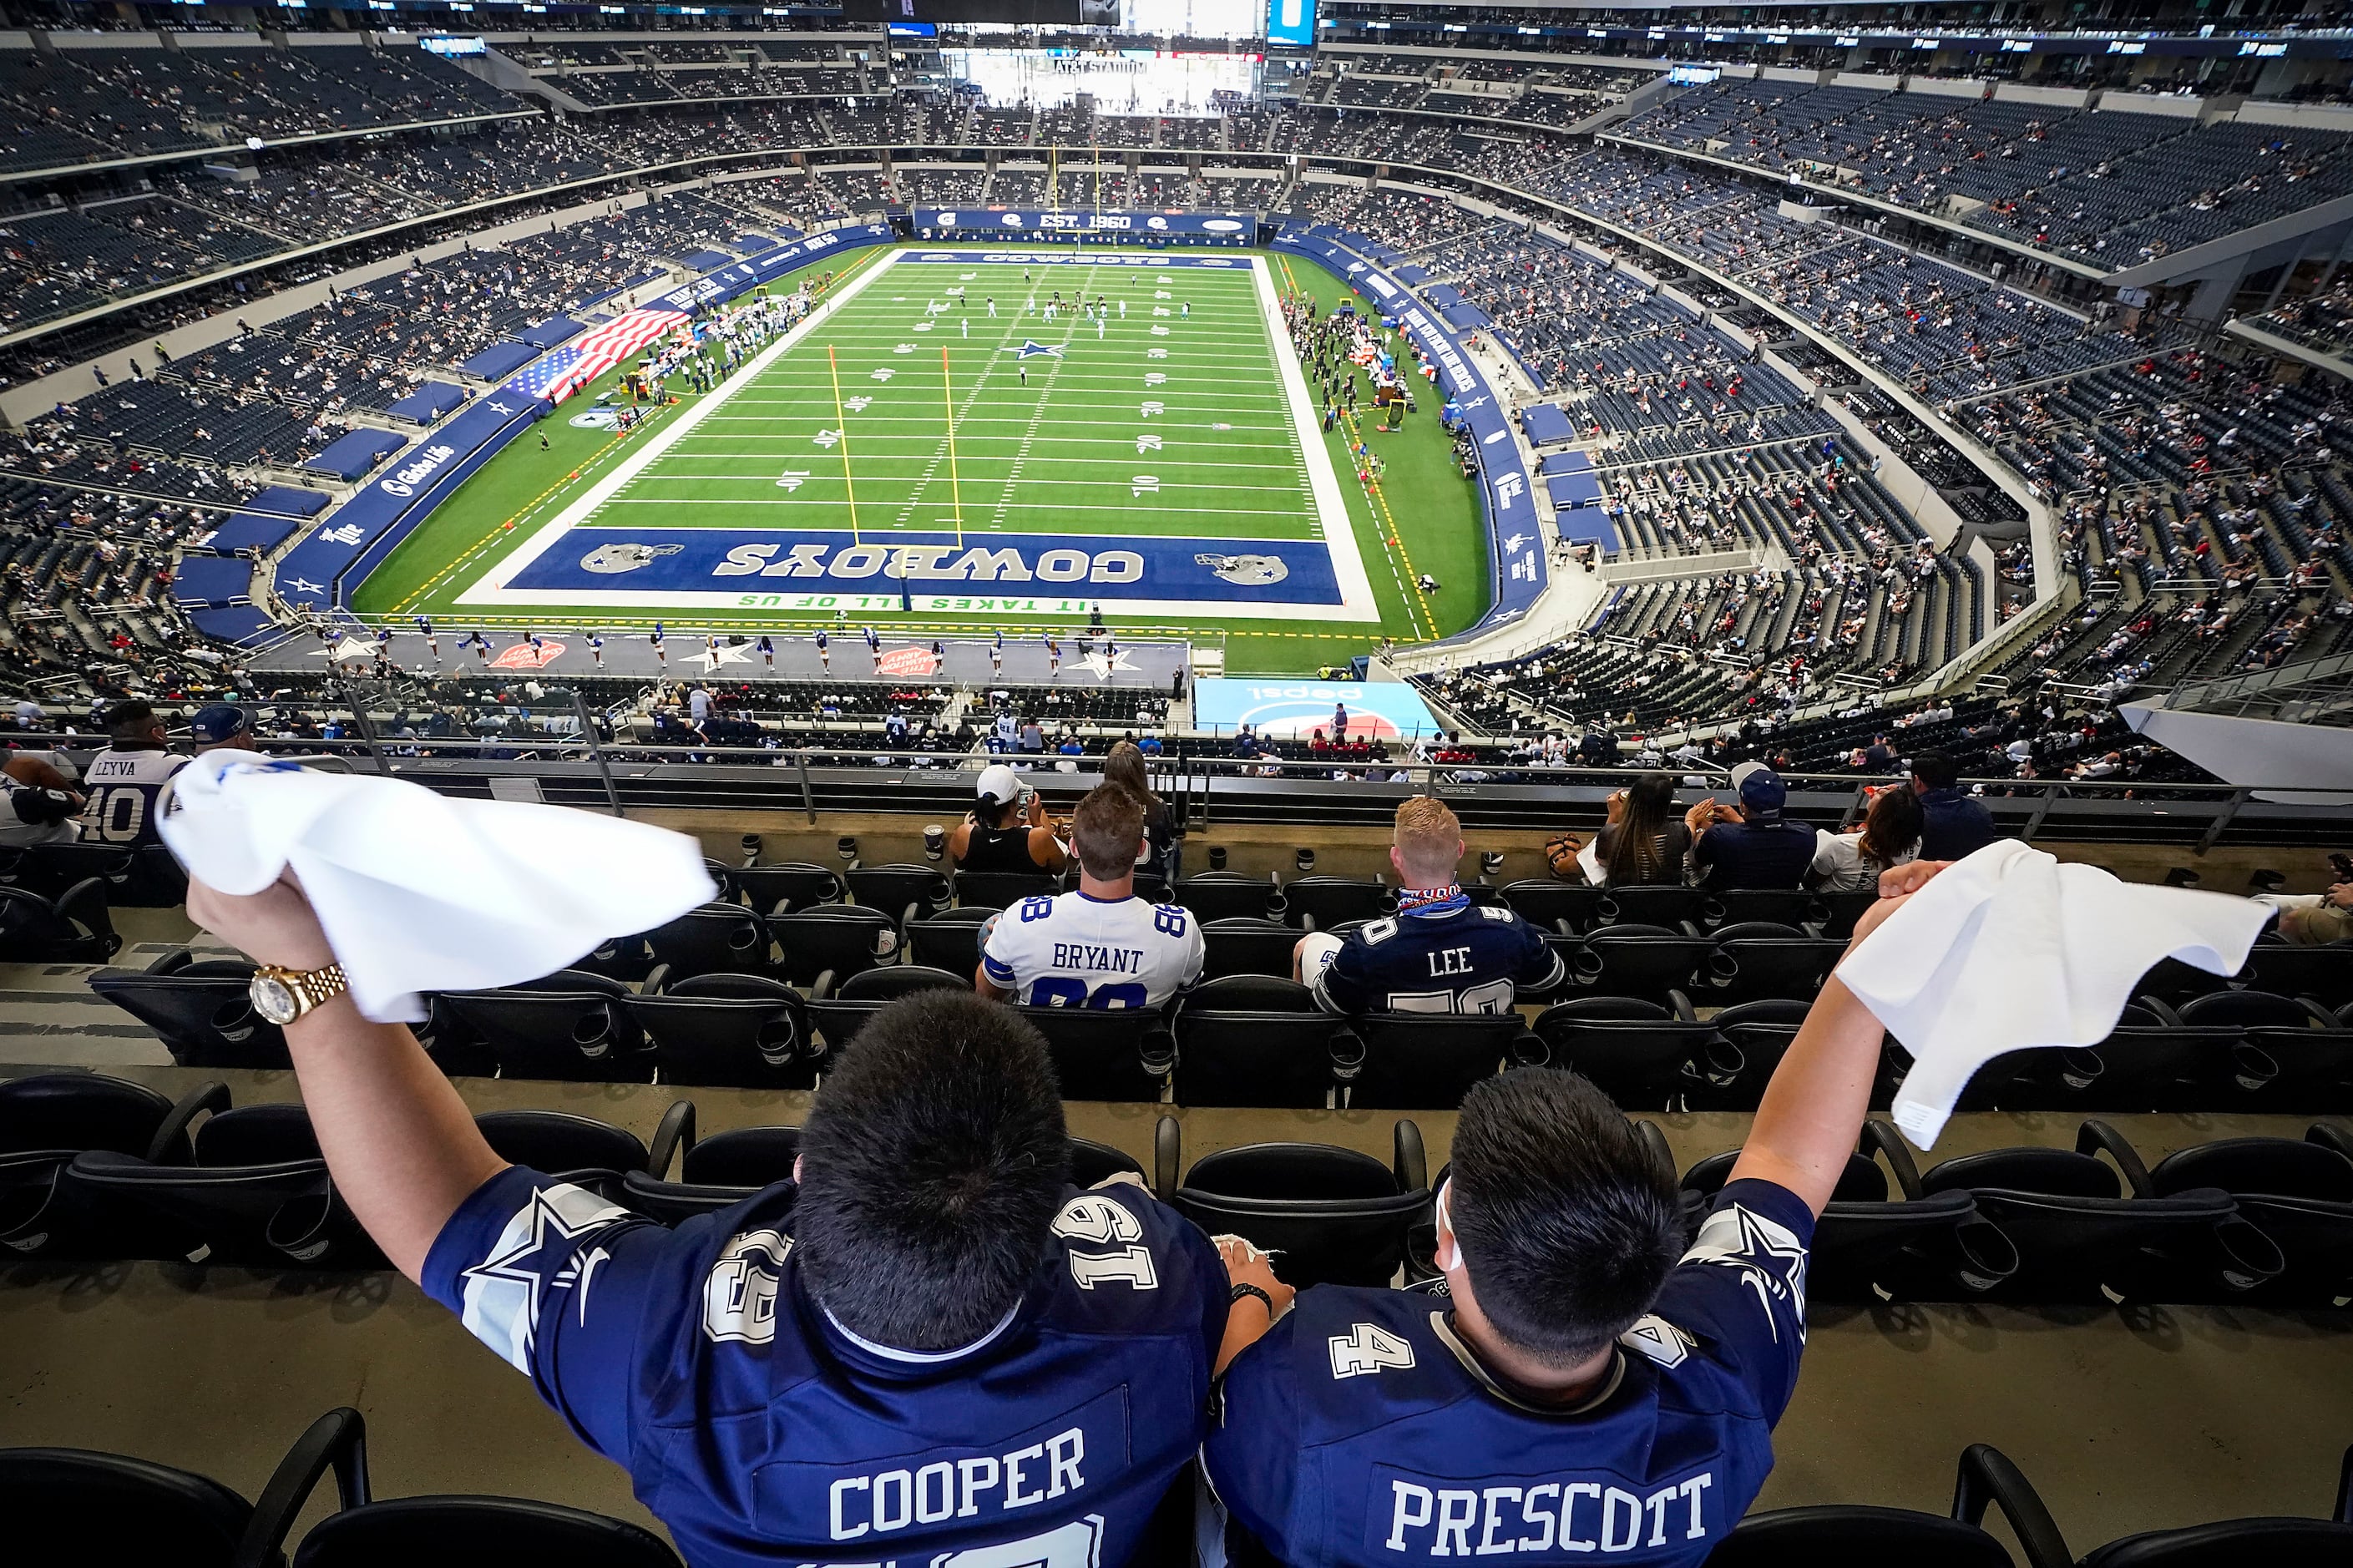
[1203,1179,1814,1567]
[423,1166,1228,1568]
[1310,893,1564,1014]
[78,747,190,847]
[982,892,1205,1009]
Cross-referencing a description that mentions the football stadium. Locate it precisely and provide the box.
[2,2,2353,1564]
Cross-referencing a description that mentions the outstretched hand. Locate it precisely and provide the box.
[1848,859,1954,947]
[186,870,336,972]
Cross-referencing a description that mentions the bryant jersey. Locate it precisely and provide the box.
[983,892,1205,1009]
[424,1168,1227,1568]
[1204,1180,1814,1568]
[1311,894,1563,1014]
[78,747,190,847]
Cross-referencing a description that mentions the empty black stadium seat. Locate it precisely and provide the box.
[0,1407,367,1568]
[645,902,775,983]
[625,974,816,1089]
[731,862,843,915]
[1709,1444,2068,1568]
[1570,924,1713,1003]
[769,904,899,993]
[1169,1118,1429,1288]
[1708,999,1809,1099]
[1339,1013,1541,1110]
[1497,879,1602,934]
[1920,1121,2282,1304]
[0,1071,207,1261]
[1171,874,1278,923]
[1200,917,1298,980]
[845,864,952,928]
[1704,888,1822,931]
[907,906,994,976]
[1172,975,1348,1108]
[2239,943,2353,1010]
[2146,1125,2353,1308]
[1019,1004,1174,1101]
[438,969,647,1083]
[1530,995,1730,1110]
[475,1105,687,1204]
[1595,884,1708,929]
[8,842,186,908]
[1703,924,1849,1004]
[0,879,118,964]
[89,950,289,1070]
[1280,876,1392,931]
[240,1408,685,1567]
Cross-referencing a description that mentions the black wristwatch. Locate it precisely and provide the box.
[1230,1282,1275,1317]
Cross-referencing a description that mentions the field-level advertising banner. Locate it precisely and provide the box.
[913,211,1255,240]
[1192,678,1445,744]
[285,225,898,612]
[1273,232,1546,640]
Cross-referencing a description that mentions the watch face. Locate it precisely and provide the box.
[252,975,300,1026]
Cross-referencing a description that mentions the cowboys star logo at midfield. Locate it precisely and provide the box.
[1199,553,1291,585]
[580,542,684,574]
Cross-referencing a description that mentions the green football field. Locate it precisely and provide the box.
[348,245,1490,674]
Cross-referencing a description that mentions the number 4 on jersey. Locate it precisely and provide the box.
[1328,1323,1415,1379]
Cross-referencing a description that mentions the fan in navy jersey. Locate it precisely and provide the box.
[1295,797,1562,1014]
[1205,862,1953,1568]
[172,858,1298,1568]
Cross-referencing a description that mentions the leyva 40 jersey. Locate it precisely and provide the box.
[1203,1179,1815,1567]
[423,1168,1227,1568]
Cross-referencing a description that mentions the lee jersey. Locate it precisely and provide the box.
[1311,895,1564,1014]
[983,892,1205,1009]
[78,747,190,847]
[1203,1179,1814,1567]
[423,1167,1228,1568]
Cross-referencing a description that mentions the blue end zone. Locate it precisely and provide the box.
[503,527,1342,606]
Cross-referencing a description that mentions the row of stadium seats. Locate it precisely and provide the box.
[9,1064,2352,1312]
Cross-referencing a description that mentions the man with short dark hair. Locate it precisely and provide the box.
[78,699,190,847]
[1686,761,1816,889]
[1911,750,1999,861]
[978,786,1203,1007]
[170,864,1294,1568]
[1205,867,1946,1566]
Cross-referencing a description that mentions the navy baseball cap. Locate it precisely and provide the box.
[190,703,251,745]
[1729,760,1788,818]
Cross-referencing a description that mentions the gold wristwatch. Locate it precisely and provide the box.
[250,962,350,1026]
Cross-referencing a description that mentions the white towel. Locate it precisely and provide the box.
[1836,840,2271,1150]
[159,751,716,1023]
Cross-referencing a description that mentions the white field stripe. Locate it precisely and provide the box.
[1252,252,1374,618]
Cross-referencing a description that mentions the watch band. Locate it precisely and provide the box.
[1229,1282,1276,1317]
[257,961,349,1021]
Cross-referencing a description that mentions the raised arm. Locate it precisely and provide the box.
[1728,860,1949,1216]
[187,873,507,1283]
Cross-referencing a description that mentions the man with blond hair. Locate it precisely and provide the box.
[1296,797,1563,1014]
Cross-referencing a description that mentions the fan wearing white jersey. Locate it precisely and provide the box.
[78,699,190,849]
[978,785,1203,1009]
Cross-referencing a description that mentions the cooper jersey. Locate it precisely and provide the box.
[982,892,1205,1009]
[1310,895,1564,1014]
[423,1167,1227,1568]
[1203,1179,1814,1568]
[78,747,190,847]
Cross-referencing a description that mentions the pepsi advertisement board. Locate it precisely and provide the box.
[911,210,1254,242]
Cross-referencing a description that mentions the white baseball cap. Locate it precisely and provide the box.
[977,763,1022,804]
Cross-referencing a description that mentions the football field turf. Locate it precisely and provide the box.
[349,245,1490,673]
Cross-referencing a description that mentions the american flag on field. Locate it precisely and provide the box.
[502,307,691,405]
